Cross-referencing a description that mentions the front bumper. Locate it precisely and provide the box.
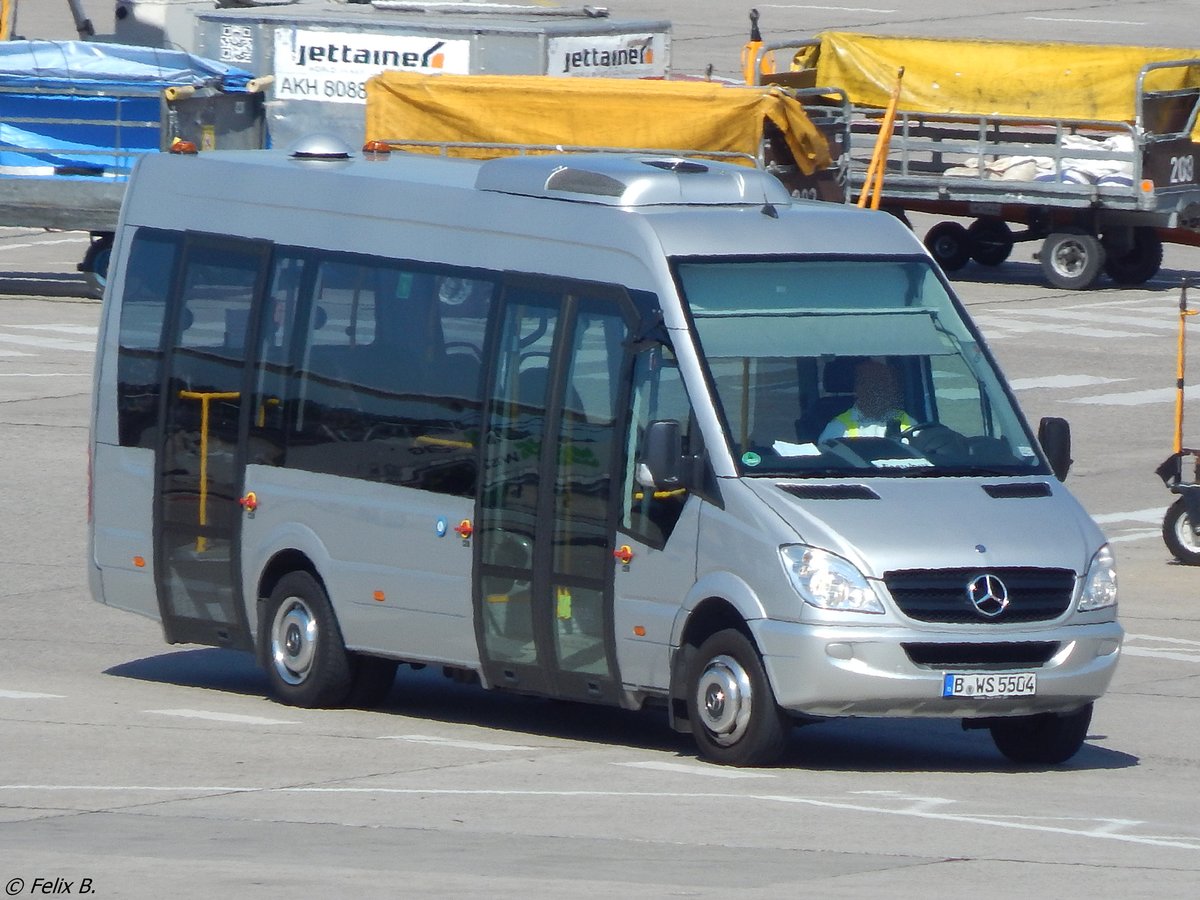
[751,618,1123,719]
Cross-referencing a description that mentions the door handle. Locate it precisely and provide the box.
[238,491,258,513]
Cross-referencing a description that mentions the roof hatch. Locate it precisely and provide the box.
[474,154,792,207]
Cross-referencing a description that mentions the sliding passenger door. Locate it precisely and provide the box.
[475,279,634,702]
[155,237,271,649]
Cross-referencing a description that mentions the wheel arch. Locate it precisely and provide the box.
[253,548,324,665]
[667,595,760,733]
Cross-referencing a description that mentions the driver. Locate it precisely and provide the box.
[818,359,915,444]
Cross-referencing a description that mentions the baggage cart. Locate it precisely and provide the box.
[758,32,1200,289]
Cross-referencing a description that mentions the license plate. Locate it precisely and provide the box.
[942,672,1036,698]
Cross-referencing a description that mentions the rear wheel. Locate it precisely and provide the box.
[686,629,789,767]
[967,217,1013,266]
[263,571,354,707]
[1103,227,1163,285]
[924,221,971,271]
[1040,230,1105,289]
[988,703,1093,765]
[1163,497,1200,565]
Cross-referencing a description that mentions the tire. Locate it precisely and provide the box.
[1103,227,1163,285]
[988,702,1093,765]
[686,629,789,767]
[262,571,354,707]
[79,233,114,299]
[924,221,971,271]
[1163,497,1200,565]
[346,655,399,708]
[967,217,1013,266]
[1039,230,1106,290]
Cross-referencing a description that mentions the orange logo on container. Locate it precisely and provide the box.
[429,53,445,68]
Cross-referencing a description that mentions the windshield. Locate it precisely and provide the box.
[676,257,1044,477]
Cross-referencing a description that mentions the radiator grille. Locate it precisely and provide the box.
[883,567,1075,623]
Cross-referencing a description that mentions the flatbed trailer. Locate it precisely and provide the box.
[761,33,1200,289]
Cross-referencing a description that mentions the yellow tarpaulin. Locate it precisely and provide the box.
[794,31,1200,130]
[364,72,832,175]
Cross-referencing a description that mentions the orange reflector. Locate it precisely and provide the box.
[133,556,145,568]
[373,590,386,602]
[362,139,392,154]
[169,138,198,155]
[633,625,646,637]
[1141,179,1155,193]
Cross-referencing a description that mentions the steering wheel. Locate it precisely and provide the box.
[899,421,968,458]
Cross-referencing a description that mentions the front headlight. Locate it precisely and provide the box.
[1078,544,1118,612]
[780,545,884,614]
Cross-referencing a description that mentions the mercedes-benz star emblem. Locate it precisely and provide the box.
[967,573,1009,617]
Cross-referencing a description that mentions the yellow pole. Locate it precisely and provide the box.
[1174,282,1197,457]
[858,67,905,210]
[178,390,241,553]
[0,0,13,41]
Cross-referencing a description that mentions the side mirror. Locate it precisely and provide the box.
[637,419,683,489]
[1038,416,1073,481]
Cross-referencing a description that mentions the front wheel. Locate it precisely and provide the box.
[1040,230,1105,290]
[686,629,789,767]
[1163,497,1200,565]
[988,703,1093,765]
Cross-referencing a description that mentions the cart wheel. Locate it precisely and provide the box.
[967,217,1013,266]
[1103,227,1163,285]
[1163,498,1200,565]
[924,221,971,271]
[1039,230,1106,290]
[79,233,114,298]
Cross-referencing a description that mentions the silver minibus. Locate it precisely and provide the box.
[88,137,1122,766]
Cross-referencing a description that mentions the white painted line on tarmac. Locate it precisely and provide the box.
[1008,374,1126,391]
[0,333,96,352]
[0,350,34,357]
[3,785,1198,850]
[0,324,98,336]
[0,689,65,699]
[1092,508,1166,525]
[1122,647,1200,663]
[0,238,89,252]
[1026,16,1145,25]
[147,709,301,726]
[616,761,775,779]
[1107,528,1162,544]
[759,4,897,11]
[1067,387,1180,406]
[380,734,534,752]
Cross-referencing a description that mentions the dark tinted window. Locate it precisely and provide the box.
[116,229,178,448]
[281,253,495,497]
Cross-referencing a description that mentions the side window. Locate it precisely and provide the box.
[281,251,495,497]
[116,229,178,448]
[248,252,308,466]
[622,345,692,548]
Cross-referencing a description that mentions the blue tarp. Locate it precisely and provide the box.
[0,40,253,94]
[0,41,255,179]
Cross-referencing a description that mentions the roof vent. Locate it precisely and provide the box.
[289,133,353,161]
[643,159,709,175]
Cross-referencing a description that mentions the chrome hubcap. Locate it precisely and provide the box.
[695,654,753,746]
[1176,511,1200,551]
[271,597,317,685]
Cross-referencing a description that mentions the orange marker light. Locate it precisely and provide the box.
[633,626,647,637]
[373,590,386,602]
[133,556,145,568]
